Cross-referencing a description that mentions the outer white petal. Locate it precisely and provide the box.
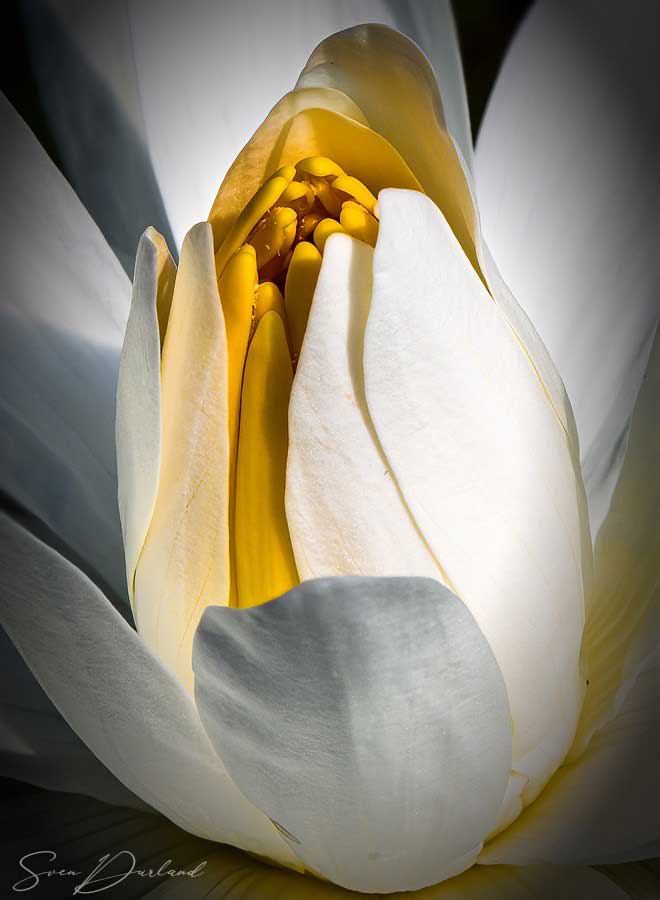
[116,227,175,602]
[297,22,478,269]
[0,624,144,809]
[127,0,470,246]
[0,91,130,603]
[287,235,441,581]
[1,788,629,900]
[15,0,176,273]
[193,577,511,894]
[475,0,660,540]
[364,189,589,803]
[569,321,660,754]
[0,510,300,869]
[480,664,660,866]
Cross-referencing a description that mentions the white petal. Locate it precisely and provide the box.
[193,576,511,893]
[0,91,130,603]
[15,0,176,273]
[116,226,175,602]
[297,21,478,267]
[287,235,441,581]
[133,223,230,694]
[2,788,629,900]
[0,624,144,809]
[127,0,469,247]
[0,510,299,868]
[480,663,660,866]
[475,0,660,541]
[393,2,473,171]
[570,322,660,754]
[364,189,589,802]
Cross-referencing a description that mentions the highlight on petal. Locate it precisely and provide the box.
[480,664,660,867]
[475,0,660,542]
[134,223,230,694]
[0,91,130,604]
[298,23,479,269]
[364,189,589,806]
[287,234,441,582]
[0,510,299,869]
[116,226,175,604]
[193,576,511,893]
[1,786,629,900]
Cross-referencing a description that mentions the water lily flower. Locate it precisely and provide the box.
[1,1,658,898]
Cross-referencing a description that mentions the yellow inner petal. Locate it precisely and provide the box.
[235,311,298,608]
[218,244,257,605]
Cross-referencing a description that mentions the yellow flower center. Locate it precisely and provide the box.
[215,157,380,609]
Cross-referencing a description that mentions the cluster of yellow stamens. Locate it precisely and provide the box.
[214,157,380,610]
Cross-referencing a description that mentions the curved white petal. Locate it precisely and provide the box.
[0,91,130,603]
[570,321,660,754]
[126,0,470,246]
[475,0,660,541]
[133,223,230,694]
[193,577,511,894]
[480,663,660,867]
[364,189,589,803]
[0,624,144,809]
[2,789,629,900]
[0,510,299,869]
[287,234,441,581]
[15,0,176,273]
[297,22,478,268]
[116,227,175,603]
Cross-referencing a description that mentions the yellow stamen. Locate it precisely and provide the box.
[332,175,378,215]
[215,165,296,276]
[218,244,257,606]
[313,181,342,218]
[298,208,326,241]
[339,201,380,247]
[249,206,298,270]
[278,181,307,203]
[295,156,346,179]
[284,241,323,359]
[255,281,286,327]
[295,157,346,217]
[314,218,345,254]
[235,311,298,608]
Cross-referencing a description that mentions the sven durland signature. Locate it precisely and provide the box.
[13,850,207,894]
